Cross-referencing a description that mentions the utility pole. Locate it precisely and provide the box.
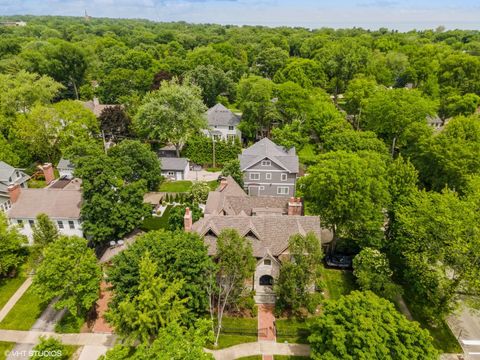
[102,130,107,154]
[212,136,216,169]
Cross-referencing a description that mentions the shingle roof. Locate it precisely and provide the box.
[57,158,75,171]
[159,157,188,171]
[8,189,82,219]
[192,215,332,258]
[0,161,15,182]
[206,104,241,127]
[239,138,299,173]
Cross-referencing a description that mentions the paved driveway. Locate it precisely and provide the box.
[186,170,221,182]
[447,304,480,359]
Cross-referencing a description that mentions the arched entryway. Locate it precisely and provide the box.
[259,274,274,286]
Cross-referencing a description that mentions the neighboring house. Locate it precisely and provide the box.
[427,115,445,131]
[187,176,333,303]
[7,165,83,243]
[159,157,190,180]
[157,144,184,158]
[239,138,299,197]
[82,97,117,117]
[57,158,75,178]
[204,103,241,141]
[0,161,29,213]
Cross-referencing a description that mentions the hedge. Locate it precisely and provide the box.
[183,135,242,166]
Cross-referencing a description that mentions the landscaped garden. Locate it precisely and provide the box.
[206,316,258,349]
[275,318,310,344]
[140,205,173,231]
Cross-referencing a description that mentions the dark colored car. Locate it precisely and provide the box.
[325,254,353,269]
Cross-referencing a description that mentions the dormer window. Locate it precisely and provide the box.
[261,160,271,166]
[264,259,271,266]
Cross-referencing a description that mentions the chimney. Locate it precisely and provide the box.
[8,184,21,203]
[41,163,55,184]
[219,177,228,192]
[288,197,303,216]
[184,207,192,232]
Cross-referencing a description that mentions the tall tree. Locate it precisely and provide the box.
[299,151,390,248]
[309,291,438,359]
[185,65,235,107]
[0,212,26,277]
[221,159,243,187]
[32,236,101,317]
[106,253,189,344]
[99,105,133,139]
[32,213,59,248]
[134,80,207,157]
[211,229,255,346]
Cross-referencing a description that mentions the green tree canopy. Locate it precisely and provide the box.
[0,212,26,277]
[221,159,243,187]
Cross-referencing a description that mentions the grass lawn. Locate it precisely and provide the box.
[275,357,311,360]
[322,268,357,300]
[208,180,219,190]
[140,205,173,231]
[159,180,192,192]
[276,318,310,344]
[206,316,258,349]
[0,287,47,330]
[55,312,84,333]
[27,179,46,188]
[63,345,80,359]
[0,275,27,310]
[0,342,14,360]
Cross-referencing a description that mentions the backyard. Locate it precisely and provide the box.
[158,180,218,192]
[140,205,173,232]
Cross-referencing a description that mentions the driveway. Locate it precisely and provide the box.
[447,303,480,359]
[186,169,221,182]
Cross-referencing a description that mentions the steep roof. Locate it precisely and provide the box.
[192,215,332,258]
[8,188,82,219]
[239,138,299,173]
[57,158,75,171]
[160,157,188,171]
[0,161,16,182]
[206,104,241,127]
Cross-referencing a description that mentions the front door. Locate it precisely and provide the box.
[249,185,260,196]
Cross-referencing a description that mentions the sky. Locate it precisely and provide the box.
[1,0,480,31]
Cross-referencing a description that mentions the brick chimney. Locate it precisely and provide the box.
[184,207,192,232]
[41,163,55,184]
[288,197,303,216]
[8,184,21,203]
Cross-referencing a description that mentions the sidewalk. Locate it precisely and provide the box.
[205,341,310,360]
[0,277,32,322]
[0,329,116,346]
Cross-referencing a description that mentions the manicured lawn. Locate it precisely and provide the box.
[55,312,84,333]
[206,316,258,349]
[140,205,173,231]
[27,179,47,188]
[159,180,192,192]
[275,356,311,359]
[322,268,357,300]
[0,275,27,310]
[276,318,310,344]
[0,342,14,360]
[0,287,47,330]
[213,334,257,349]
[63,345,80,359]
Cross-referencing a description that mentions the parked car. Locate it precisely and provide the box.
[325,254,353,269]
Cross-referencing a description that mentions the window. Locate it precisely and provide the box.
[249,173,260,181]
[265,173,272,180]
[228,126,234,130]
[57,220,64,229]
[264,259,271,266]
[259,186,265,190]
[17,220,23,228]
[277,186,289,195]
[259,275,274,286]
[227,134,236,141]
[213,134,221,141]
[261,160,271,166]
[167,171,175,177]
[281,173,288,181]
[68,221,75,229]
[28,219,34,227]
[15,171,19,178]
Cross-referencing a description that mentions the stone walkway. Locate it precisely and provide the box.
[0,277,32,322]
[92,282,113,333]
[205,341,310,360]
[0,329,116,346]
[257,304,276,342]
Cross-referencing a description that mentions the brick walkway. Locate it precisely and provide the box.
[92,282,113,333]
[257,304,276,342]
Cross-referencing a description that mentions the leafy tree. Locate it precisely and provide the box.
[299,151,390,248]
[390,189,480,320]
[185,65,234,107]
[106,253,189,344]
[275,232,323,313]
[343,75,379,128]
[0,212,26,277]
[361,89,436,155]
[75,154,150,243]
[168,204,202,231]
[322,129,388,154]
[253,47,289,79]
[211,229,255,346]
[108,140,161,191]
[32,236,101,317]
[438,52,480,95]
[387,155,418,208]
[221,159,243,187]
[309,291,438,360]
[150,70,174,90]
[271,119,310,151]
[353,248,401,300]
[273,58,326,89]
[99,105,133,139]
[108,230,214,318]
[102,319,213,360]
[32,213,59,247]
[439,93,480,120]
[134,80,207,157]
[31,337,69,360]
[0,134,20,166]
[188,181,211,204]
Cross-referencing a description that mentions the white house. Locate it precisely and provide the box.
[159,157,190,181]
[204,104,241,141]
[6,164,83,244]
[57,158,75,178]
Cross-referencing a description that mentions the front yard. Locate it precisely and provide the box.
[206,316,258,349]
[0,342,14,360]
[0,287,47,330]
[0,275,27,310]
[321,268,357,300]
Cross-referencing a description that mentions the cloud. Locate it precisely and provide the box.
[357,1,397,8]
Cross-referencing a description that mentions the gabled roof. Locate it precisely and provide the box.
[0,161,16,182]
[57,158,75,171]
[239,138,299,173]
[192,215,331,258]
[159,157,188,171]
[206,104,241,127]
[0,162,29,192]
